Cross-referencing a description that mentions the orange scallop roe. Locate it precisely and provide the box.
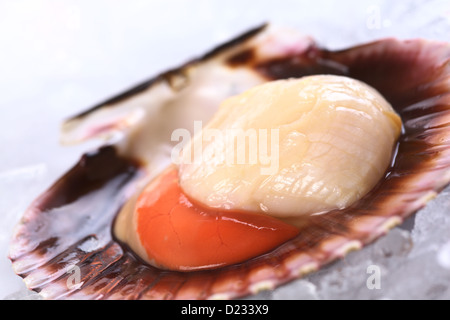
[135,168,299,271]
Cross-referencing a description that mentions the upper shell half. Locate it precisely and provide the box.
[9,24,450,300]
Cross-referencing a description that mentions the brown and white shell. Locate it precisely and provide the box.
[9,24,450,300]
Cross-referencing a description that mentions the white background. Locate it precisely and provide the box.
[0,0,449,299]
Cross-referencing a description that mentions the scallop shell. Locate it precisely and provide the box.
[9,24,450,300]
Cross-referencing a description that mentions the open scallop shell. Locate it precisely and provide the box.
[9,24,450,300]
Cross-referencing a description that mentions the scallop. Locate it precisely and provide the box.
[9,24,450,300]
[177,75,402,217]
